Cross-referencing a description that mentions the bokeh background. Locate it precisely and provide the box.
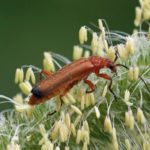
[0,0,138,109]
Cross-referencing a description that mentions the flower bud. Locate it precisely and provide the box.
[79,26,87,44]
[104,116,112,134]
[137,107,145,124]
[15,68,24,84]
[91,32,99,53]
[125,138,131,150]
[134,7,142,26]
[94,106,100,118]
[19,81,32,95]
[73,46,83,60]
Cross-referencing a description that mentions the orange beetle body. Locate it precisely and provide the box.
[28,56,116,105]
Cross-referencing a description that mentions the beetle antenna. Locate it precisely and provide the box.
[115,64,129,70]
[116,64,150,93]
[113,50,119,63]
[139,75,150,93]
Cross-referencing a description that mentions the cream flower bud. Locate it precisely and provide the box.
[59,123,69,142]
[91,32,99,53]
[125,37,135,55]
[65,146,70,150]
[76,129,82,144]
[66,93,76,103]
[62,96,70,104]
[125,139,131,150]
[98,19,105,39]
[55,146,60,150]
[71,123,76,137]
[43,52,55,72]
[74,115,82,127]
[112,127,117,141]
[134,7,142,26]
[125,110,134,130]
[51,121,61,141]
[79,26,87,44]
[64,113,71,128]
[107,46,116,61]
[84,50,90,58]
[81,94,85,110]
[128,66,139,81]
[84,130,90,144]
[98,19,103,30]
[73,46,83,60]
[137,107,145,124]
[94,106,100,118]
[117,44,128,60]
[83,121,89,133]
[128,67,134,81]
[7,143,21,150]
[143,9,150,20]
[104,116,112,134]
[85,93,95,107]
[15,68,24,84]
[124,90,132,106]
[25,68,36,84]
[85,94,91,107]
[19,81,32,95]
[71,105,82,115]
[133,66,139,80]
[125,111,130,127]
[88,93,95,105]
[82,142,88,150]
[124,90,130,102]
[143,141,150,150]
[112,140,118,150]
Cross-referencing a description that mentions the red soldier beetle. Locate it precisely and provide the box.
[28,54,128,105]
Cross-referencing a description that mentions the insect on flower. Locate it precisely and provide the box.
[28,55,127,105]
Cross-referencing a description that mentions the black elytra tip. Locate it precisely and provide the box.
[31,87,43,98]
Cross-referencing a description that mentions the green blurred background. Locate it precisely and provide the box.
[0,0,138,109]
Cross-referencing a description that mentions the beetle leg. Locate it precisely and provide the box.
[95,71,117,100]
[95,72,111,80]
[41,70,53,77]
[84,79,95,93]
[40,70,53,80]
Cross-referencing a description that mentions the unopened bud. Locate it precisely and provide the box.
[104,116,112,133]
[117,44,129,60]
[134,7,142,26]
[71,105,82,115]
[137,107,145,124]
[76,129,82,144]
[73,46,83,60]
[79,26,87,44]
[25,68,36,84]
[125,37,135,55]
[84,50,90,58]
[107,46,116,61]
[19,81,32,95]
[43,52,55,72]
[91,32,99,53]
[15,68,24,84]
[94,106,100,118]
[125,138,131,150]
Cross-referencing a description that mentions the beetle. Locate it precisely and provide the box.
[28,56,125,105]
